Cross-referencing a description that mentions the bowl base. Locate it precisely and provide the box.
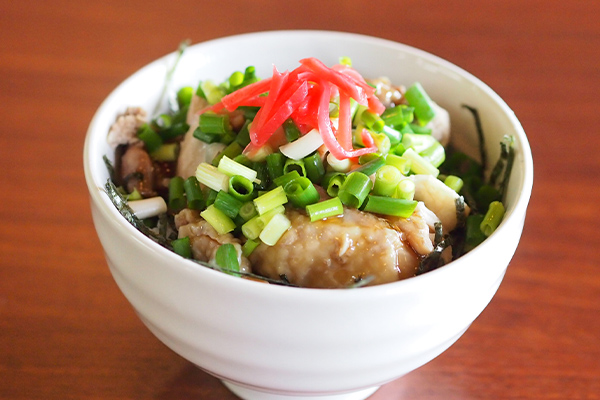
[221,380,380,400]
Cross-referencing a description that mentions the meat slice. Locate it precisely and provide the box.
[175,209,251,274]
[249,207,421,288]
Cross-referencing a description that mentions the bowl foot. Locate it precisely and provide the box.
[221,380,379,400]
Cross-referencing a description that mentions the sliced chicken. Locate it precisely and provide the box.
[249,207,425,288]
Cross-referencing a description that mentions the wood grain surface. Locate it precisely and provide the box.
[1,1,598,399]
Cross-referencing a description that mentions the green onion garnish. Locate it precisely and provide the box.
[253,186,288,215]
[480,201,505,236]
[183,176,205,210]
[306,197,344,222]
[228,175,255,203]
[303,152,325,185]
[195,163,230,192]
[214,191,243,219]
[172,236,192,258]
[259,213,292,246]
[402,148,439,177]
[362,195,418,218]
[373,165,403,197]
[200,204,236,235]
[215,243,240,275]
[266,152,285,181]
[137,124,162,152]
[218,155,259,183]
[168,176,186,211]
[404,82,436,126]
[338,172,372,208]
[283,177,320,208]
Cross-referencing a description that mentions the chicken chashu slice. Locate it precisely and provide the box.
[249,206,434,289]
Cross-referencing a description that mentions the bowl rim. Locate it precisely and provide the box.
[84,29,534,299]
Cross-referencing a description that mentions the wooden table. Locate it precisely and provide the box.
[1,1,598,398]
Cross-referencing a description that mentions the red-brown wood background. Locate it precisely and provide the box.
[1,1,598,399]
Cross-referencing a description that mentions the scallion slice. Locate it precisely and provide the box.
[402,148,439,177]
[259,213,291,246]
[283,177,320,208]
[306,197,344,222]
[200,204,236,235]
[215,243,240,275]
[480,201,505,237]
[404,82,436,126]
[214,191,243,219]
[253,186,288,215]
[373,165,403,197]
[172,236,192,259]
[218,155,258,183]
[303,152,325,184]
[362,195,418,218]
[338,172,372,208]
[196,163,230,192]
[183,176,205,210]
[228,175,255,203]
[168,176,186,211]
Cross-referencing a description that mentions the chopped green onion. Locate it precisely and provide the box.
[184,176,205,210]
[327,153,352,172]
[168,176,186,211]
[193,126,221,144]
[385,154,411,175]
[360,110,385,132]
[176,86,194,108]
[404,82,436,126]
[212,141,243,167]
[128,196,167,219]
[229,71,244,88]
[279,128,324,160]
[381,125,401,146]
[241,205,285,240]
[362,195,418,218]
[394,178,415,201]
[402,133,437,154]
[480,201,505,236]
[172,236,192,259]
[283,118,301,142]
[215,243,240,275]
[476,184,501,211]
[444,175,464,193]
[234,120,252,147]
[408,123,432,135]
[214,191,243,219]
[402,148,440,177]
[239,201,258,221]
[273,170,301,188]
[259,213,291,246]
[205,188,218,206]
[228,175,255,203]
[322,172,346,197]
[218,155,258,183]
[306,197,344,222]
[233,154,252,167]
[283,158,306,177]
[137,124,162,152]
[283,177,320,208]
[350,155,385,176]
[253,186,288,215]
[266,153,285,181]
[419,140,445,168]
[303,152,325,184]
[358,153,380,164]
[199,112,231,135]
[242,239,260,257]
[150,143,179,162]
[196,163,230,192]
[252,161,270,190]
[381,105,414,128]
[200,204,236,235]
[200,80,225,105]
[369,131,391,154]
[126,188,142,201]
[338,172,372,208]
[373,165,404,197]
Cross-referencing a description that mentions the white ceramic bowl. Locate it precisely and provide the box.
[84,31,533,400]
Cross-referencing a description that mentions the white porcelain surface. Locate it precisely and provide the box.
[84,31,533,400]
